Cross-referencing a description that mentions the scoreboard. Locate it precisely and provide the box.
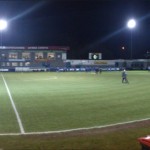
[89,53,102,60]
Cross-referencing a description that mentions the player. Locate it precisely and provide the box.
[122,69,129,83]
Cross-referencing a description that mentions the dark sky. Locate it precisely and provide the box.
[0,0,150,59]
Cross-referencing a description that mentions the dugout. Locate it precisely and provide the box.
[0,46,69,71]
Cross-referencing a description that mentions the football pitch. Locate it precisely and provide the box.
[0,71,150,135]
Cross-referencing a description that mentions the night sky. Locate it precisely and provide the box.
[0,0,150,59]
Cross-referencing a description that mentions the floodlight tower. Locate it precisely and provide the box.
[0,19,8,47]
[127,19,136,59]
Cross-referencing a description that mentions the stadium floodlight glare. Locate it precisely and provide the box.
[0,19,8,47]
[127,19,136,29]
[0,19,7,30]
[127,19,136,59]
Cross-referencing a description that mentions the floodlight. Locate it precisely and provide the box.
[127,19,136,59]
[127,19,136,29]
[0,19,7,30]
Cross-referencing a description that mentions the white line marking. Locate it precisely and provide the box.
[25,117,150,135]
[0,117,149,136]
[1,74,25,134]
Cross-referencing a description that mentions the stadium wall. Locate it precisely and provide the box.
[0,46,149,72]
[66,59,149,70]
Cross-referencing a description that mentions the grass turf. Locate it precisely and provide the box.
[0,125,149,150]
[1,71,150,133]
[0,71,150,149]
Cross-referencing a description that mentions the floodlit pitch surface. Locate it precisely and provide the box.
[0,71,150,134]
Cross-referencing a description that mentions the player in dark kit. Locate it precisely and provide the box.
[122,69,129,83]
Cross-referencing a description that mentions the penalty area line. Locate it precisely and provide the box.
[0,117,149,136]
[1,74,25,134]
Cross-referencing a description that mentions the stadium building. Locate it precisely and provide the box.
[0,46,69,71]
[0,46,149,72]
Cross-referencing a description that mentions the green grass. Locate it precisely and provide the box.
[0,77,20,133]
[0,71,150,149]
[2,71,150,132]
